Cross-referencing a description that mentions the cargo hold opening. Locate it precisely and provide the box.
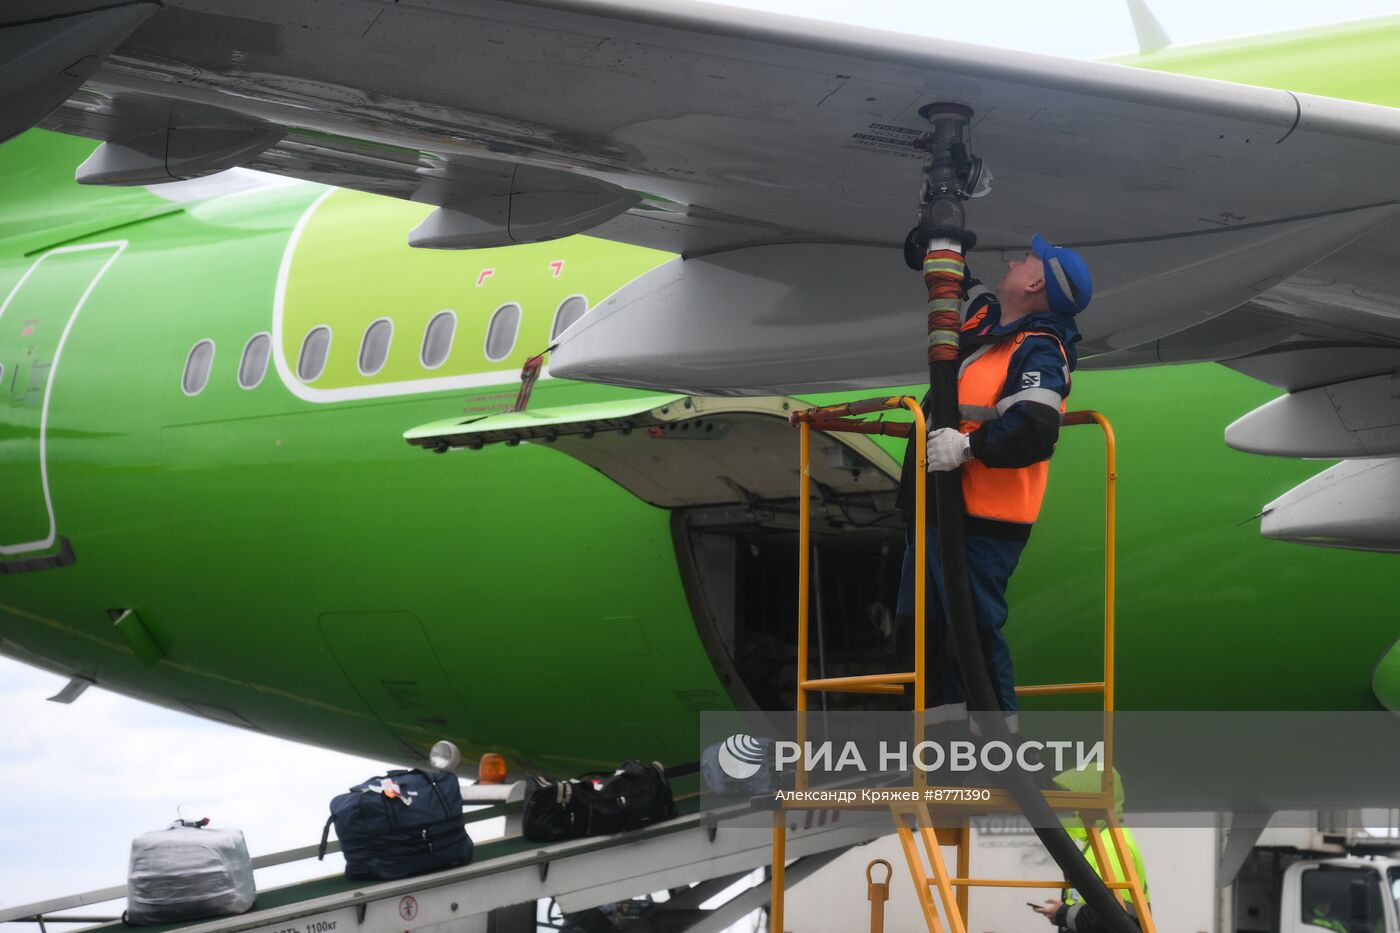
[406,393,911,710]
[649,401,909,713]
[675,509,907,711]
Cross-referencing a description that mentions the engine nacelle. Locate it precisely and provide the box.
[76,125,285,186]
[1261,459,1400,552]
[1226,372,1400,458]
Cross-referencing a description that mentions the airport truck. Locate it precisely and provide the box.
[1238,855,1399,933]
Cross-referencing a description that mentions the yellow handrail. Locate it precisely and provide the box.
[1015,682,1105,697]
[1097,411,1118,797]
[801,672,913,695]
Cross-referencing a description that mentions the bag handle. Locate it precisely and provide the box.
[349,769,422,792]
[318,814,334,861]
[663,760,699,779]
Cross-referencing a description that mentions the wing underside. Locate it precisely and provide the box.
[8,1,1399,392]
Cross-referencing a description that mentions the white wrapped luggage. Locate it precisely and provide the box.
[125,822,255,924]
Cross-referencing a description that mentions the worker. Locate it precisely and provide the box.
[895,235,1094,729]
[1032,768,1150,932]
[1304,897,1348,933]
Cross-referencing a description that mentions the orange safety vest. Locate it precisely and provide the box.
[955,329,1068,526]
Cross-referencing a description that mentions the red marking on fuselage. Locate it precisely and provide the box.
[476,269,495,287]
[549,260,565,278]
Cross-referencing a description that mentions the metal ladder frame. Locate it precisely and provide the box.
[772,398,1154,933]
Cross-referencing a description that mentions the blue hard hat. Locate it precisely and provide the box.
[1031,234,1093,314]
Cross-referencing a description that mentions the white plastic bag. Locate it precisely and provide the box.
[125,823,255,924]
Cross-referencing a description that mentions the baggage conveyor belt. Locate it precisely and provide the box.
[1,789,884,933]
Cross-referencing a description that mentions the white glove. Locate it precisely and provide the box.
[926,427,972,472]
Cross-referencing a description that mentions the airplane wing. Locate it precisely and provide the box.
[11,1,1400,396]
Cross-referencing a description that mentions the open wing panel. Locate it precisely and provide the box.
[407,394,899,508]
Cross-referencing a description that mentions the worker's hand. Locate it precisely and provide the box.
[1033,899,1063,924]
[926,428,972,472]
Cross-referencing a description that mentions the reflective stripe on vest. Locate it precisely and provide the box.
[956,330,1067,525]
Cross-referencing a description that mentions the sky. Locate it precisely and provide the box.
[0,664,398,912]
[712,0,1400,58]
[4,0,1400,927]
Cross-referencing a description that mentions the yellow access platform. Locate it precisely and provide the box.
[772,397,1153,933]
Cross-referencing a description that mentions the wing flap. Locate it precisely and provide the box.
[404,394,683,449]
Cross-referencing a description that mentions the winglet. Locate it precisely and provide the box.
[1125,0,1172,54]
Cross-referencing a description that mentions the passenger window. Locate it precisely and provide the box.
[484,303,521,362]
[297,326,331,383]
[238,333,271,389]
[358,318,393,376]
[421,310,456,369]
[181,339,215,396]
[551,296,588,340]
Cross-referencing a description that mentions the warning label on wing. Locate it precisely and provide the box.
[848,123,925,159]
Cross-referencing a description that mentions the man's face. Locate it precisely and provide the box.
[999,251,1046,298]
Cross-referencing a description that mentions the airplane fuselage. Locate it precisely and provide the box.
[3,17,1400,773]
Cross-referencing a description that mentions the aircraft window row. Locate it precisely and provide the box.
[182,335,270,395]
[181,296,591,394]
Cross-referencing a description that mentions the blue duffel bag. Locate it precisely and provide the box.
[318,769,473,881]
[701,735,777,797]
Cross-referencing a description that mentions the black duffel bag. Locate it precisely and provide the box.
[597,760,676,829]
[523,760,676,842]
[319,769,473,881]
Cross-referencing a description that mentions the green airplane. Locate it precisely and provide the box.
[3,10,1400,778]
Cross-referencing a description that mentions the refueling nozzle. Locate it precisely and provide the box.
[904,103,987,269]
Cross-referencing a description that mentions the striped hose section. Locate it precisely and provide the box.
[924,248,965,362]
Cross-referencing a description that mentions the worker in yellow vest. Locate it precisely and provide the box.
[1304,897,1348,933]
[896,236,1093,726]
[1033,768,1150,932]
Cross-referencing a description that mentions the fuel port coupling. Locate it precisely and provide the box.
[903,102,989,270]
